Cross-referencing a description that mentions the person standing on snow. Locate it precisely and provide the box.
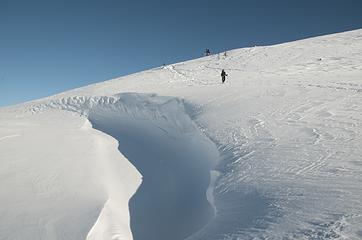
[205,48,211,56]
[221,69,228,83]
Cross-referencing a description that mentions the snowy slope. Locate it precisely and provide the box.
[1,29,362,240]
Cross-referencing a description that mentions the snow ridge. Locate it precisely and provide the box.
[34,93,220,240]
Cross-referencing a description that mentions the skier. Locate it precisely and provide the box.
[205,48,211,56]
[221,69,228,83]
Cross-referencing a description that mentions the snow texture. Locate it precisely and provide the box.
[1,29,362,240]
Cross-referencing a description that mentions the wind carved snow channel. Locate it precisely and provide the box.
[46,93,220,240]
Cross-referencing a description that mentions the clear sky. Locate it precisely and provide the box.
[1,0,362,107]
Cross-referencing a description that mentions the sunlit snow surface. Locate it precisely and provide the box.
[1,30,362,239]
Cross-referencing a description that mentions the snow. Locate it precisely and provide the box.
[0,109,140,239]
[1,29,362,239]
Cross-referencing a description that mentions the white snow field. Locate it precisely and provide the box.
[1,29,362,240]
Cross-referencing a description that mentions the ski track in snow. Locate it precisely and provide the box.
[1,29,362,240]
[0,134,21,141]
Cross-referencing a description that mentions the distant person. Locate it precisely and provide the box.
[221,69,228,83]
[205,48,211,56]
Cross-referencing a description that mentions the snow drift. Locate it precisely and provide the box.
[1,29,362,239]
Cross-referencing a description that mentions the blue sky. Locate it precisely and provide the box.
[1,0,362,107]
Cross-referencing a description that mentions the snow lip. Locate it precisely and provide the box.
[38,92,221,240]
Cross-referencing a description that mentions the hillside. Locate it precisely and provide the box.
[1,29,362,240]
